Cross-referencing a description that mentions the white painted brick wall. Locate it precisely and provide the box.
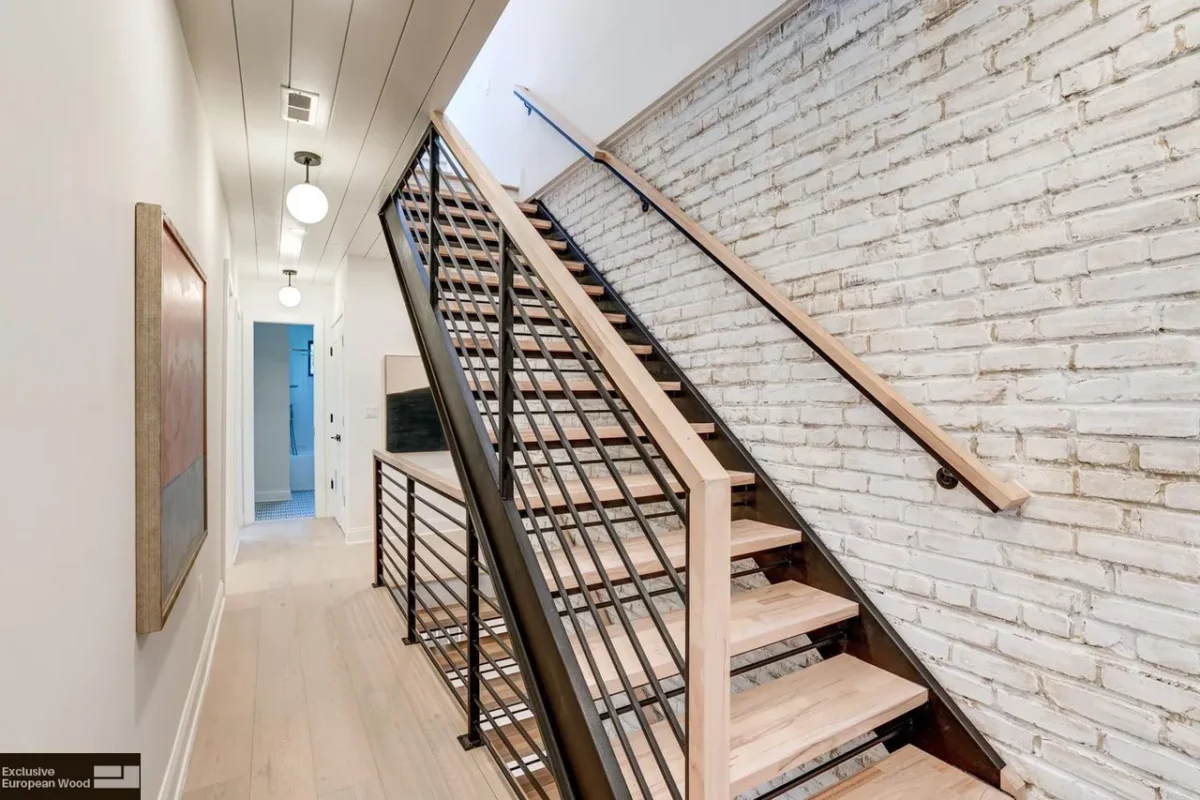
[541,0,1200,796]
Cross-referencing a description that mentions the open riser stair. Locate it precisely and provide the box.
[375,116,1022,800]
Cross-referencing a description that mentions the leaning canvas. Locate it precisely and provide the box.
[134,203,208,634]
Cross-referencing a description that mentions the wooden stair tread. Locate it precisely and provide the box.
[517,470,755,512]
[402,198,551,230]
[438,244,580,268]
[810,746,1010,800]
[413,221,568,252]
[405,184,538,214]
[538,518,800,592]
[468,376,682,394]
[576,580,858,698]
[442,300,625,325]
[492,421,716,445]
[440,268,604,297]
[616,654,928,798]
[453,335,651,357]
[436,248,585,274]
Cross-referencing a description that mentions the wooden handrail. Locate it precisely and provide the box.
[514,85,1030,514]
[432,111,732,799]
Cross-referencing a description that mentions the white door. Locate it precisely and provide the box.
[327,319,346,530]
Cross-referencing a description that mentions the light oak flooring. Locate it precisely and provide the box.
[183,517,516,800]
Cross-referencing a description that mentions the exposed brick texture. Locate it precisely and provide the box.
[542,0,1200,796]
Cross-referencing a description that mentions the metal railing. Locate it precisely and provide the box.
[373,452,563,798]
[379,119,735,799]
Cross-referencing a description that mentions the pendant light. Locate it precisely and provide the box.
[278,269,301,308]
[286,151,328,224]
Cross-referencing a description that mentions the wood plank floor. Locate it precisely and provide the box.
[183,517,516,800]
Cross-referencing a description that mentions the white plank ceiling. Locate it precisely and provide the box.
[175,0,507,284]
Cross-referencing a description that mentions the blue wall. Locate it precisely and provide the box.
[288,324,315,458]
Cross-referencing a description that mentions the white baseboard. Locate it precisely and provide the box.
[255,490,291,502]
[344,526,373,545]
[158,580,225,800]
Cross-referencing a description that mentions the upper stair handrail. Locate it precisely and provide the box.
[429,111,734,798]
[514,85,1029,514]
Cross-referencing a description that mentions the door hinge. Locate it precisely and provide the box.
[330,346,333,356]
[330,479,334,490]
[330,413,334,423]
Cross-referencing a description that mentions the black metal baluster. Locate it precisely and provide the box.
[373,457,384,588]
[497,229,515,501]
[403,474,418,645]
[427,135,442,308]
[459,518,483,750]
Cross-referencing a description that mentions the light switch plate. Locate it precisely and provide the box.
[365,405,379,419]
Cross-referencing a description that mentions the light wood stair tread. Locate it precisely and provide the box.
[810,746,1010,800]
[402,198,551,230]
[537,518,800,592]
[492,421,715,445]
[575,580,858,698]
[517,470,755,512]
[468,375,682,394]
[442,300,624,324]
[436,248,586,273]
[615,654,928,798]
[413,221,568,252]
[405,184,538,214]
[440,268,604,297]
[454,335,651,357]
[438,244,579,266]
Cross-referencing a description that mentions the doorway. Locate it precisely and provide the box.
[252,321,316,522]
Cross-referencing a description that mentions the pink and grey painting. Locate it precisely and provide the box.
[159,224,206,600]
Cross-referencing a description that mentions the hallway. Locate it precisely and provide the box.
[183,518,515,800]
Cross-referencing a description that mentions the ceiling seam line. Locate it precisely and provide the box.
[338,0,478,265]
[314,0,417,267]
[303,0,355,283]
[230,0,260,281]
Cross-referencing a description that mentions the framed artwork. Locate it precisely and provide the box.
[134,203,208,634]
[384,354,446,453]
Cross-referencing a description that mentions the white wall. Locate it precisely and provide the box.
[252,323,292,501]
[337,256,420,541]
[446,0,793,194]
[0,0,230,796]
[237,278,333,524]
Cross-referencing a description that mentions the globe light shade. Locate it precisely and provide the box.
[278,285,302,308]
[286,181,328,224]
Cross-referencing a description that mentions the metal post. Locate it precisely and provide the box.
[372,458,383,588]
[427,135,442,309]
[497,229,515,501]
[403,475,418,645]
[458,518,483,750]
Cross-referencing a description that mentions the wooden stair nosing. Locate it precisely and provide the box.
[440,268,604,297]
[491,421,716,445]
[401,198,552,230]
[453,334,652,357]
[809,746,1011,800]
[468,376,683,394]
[412,221,568,252]
[575,580,858,699]
[613,654,929,798]
[404,184,538,214]
[538,518,800,593]
[517,470,755,512]
[442,299,625,325]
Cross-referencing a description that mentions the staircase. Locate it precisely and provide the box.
[376,113,1024,800]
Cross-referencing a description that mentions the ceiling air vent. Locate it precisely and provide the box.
[281,87,318,125]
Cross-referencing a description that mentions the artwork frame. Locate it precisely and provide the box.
[134,202,208,634]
